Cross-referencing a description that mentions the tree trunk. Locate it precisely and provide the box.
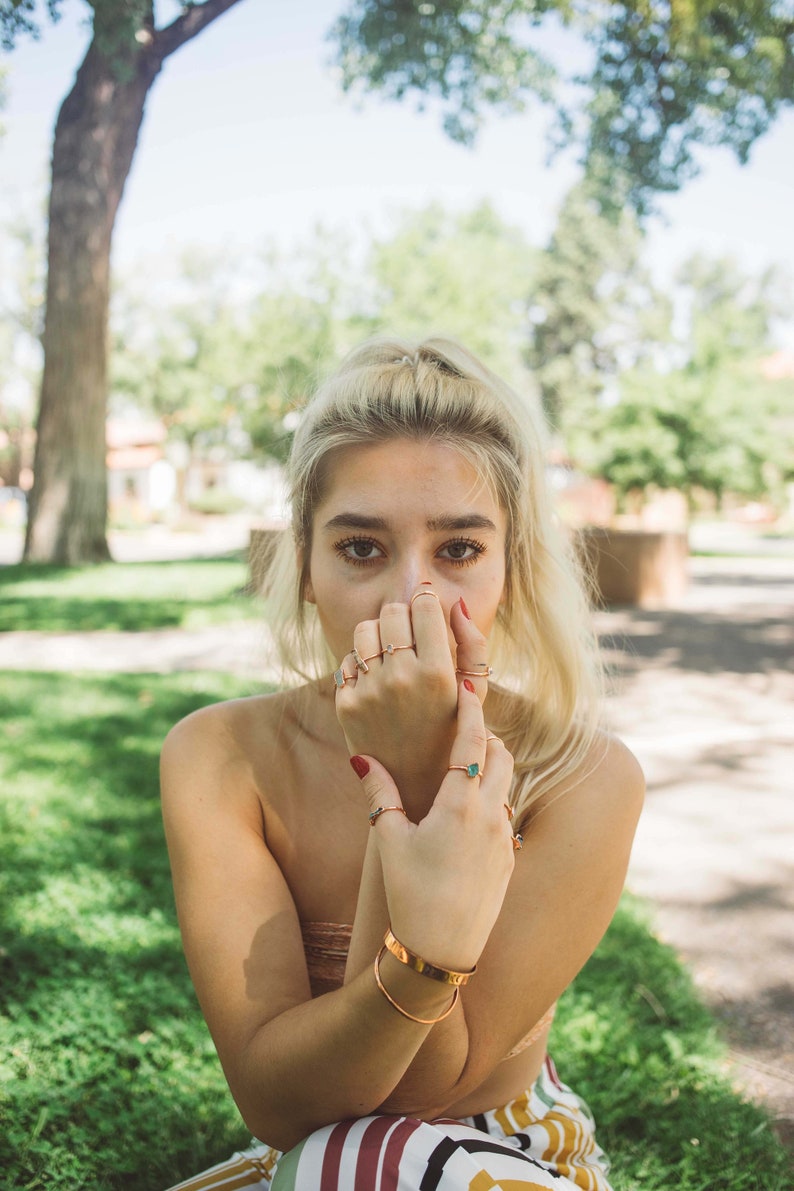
[23,41,163,563]
[22,0,246,564]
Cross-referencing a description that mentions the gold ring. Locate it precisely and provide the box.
[448,762,483,778]
[410,590,440,608]
[456,666,493,678]
[368,806,408,827]
[352,647,370,672]
[333,668,354,688]
[382,643,416,654]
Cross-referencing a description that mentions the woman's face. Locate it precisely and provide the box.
[305,437,508,663]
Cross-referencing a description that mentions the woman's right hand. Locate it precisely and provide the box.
[335,589,493,816]
[349,680,517,973]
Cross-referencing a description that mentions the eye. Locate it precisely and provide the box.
[437,538,486,566]
[334,537,385,565]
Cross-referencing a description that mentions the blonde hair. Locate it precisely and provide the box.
[264,335,603,821]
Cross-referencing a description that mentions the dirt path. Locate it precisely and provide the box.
[596,555,794,1149]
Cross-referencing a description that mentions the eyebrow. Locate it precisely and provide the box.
[322,513,499,533]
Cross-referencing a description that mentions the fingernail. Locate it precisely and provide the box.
[349,755,370,779]
[463,678,475,694]
[459,596,471,620]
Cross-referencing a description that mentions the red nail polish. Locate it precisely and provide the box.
[349,755,370,779]
[459,597,471,620]
[421,580,432,585]
[463,678,475,694]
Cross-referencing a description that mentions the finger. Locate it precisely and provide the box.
[478,732,515,811]
[332,651,359,697]
[409,586,455,668]
[378,601,415,660]
[348,754,411,831]
[351,619,384,673]
[450,598,492,700]
[438,680,489,798]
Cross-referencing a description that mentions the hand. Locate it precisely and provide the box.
[350,680,516,972]
[335,589,492,813]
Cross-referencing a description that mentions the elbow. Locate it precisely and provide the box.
[235,1093,310,1155]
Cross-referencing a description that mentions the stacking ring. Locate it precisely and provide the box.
[512,833,524,851]
[352,647,378,672]
[456,665,493,678]
[369,806,408,827]
[448,762,483,778]
[410,589,440,607]
[333,668,354,688]
[382,643,416,655]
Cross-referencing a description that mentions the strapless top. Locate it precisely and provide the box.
[300,921,555,1060]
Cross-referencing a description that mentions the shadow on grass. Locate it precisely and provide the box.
[0,556,255,632]
[1,672,790,1190]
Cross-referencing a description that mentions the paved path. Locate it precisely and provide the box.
[595,555,794,1149]
[2,544,793,1146]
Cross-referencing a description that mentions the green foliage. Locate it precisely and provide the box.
[0,555,260,631]
[330,0,794,214]
[112,236,348,466]
[366,201,538,386]
[331,0,559,144]
[554,895,793,1189]
[0,669,259,1190]
[0,671,789,1187]
[0,0,62,51]
[525,181,672,431]
[576,255,794,504]
[110,205,543,464]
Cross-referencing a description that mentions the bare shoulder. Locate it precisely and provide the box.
[159,686,309,835]
[527,730,644,835]
[161,688,297,778]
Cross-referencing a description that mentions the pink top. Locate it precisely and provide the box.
[301,921,555,1060]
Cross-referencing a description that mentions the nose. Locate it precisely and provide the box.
[391,556,427,605]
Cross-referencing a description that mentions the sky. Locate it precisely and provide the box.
[1,0,793,344]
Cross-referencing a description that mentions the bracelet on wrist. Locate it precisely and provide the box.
[373,946,458,1024]
[383,928,477,987]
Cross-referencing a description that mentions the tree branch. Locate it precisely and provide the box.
[155,0,247,61]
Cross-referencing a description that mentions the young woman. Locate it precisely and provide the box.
[161,337,644,1191]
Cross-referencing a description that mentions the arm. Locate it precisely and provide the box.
[160,694,509,1151]
[346,728,645,1114]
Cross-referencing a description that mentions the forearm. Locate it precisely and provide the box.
[343,833,471,1114]
[231,951,458,1151]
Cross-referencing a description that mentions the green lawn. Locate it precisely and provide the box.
[0,555,260,632]
[1,667,790,1190]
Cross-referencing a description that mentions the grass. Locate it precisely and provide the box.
[0,555,260,632]
[1,667,791,1190]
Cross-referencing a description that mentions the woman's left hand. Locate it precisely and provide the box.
[334,590,490,814]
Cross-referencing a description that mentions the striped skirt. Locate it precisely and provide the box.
[166,1056,613,1191]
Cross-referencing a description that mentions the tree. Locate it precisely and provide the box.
[525,182,671,434]
[366,201,538,387]
[582,255,793,508]
[1,1,246,564]
[331,0,794,215]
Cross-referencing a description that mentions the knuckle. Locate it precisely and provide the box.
[380,601,406,617]
[469,725,488,752]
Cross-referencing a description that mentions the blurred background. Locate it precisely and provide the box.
[1,0,792,567]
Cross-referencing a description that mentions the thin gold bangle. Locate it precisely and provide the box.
[373,947,459,1024]
[384,928,476,986]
